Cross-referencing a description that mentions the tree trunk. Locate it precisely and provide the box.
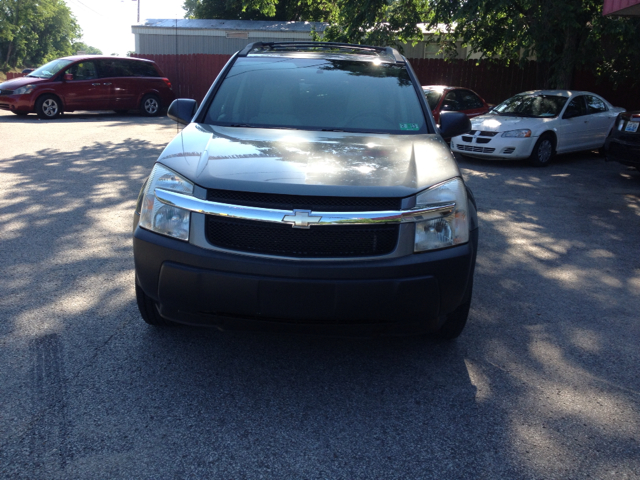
[553,26,579,89]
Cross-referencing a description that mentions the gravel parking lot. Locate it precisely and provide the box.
[1,109,639,479]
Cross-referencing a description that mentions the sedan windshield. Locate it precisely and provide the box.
[423,89,443,110]
[206,57,427,134]
[27,59,74,79]
[493,94,568,118]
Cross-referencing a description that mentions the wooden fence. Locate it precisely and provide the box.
[7,54,638,110]
[138,53,640,110]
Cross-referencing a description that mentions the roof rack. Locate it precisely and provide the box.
[237,42,404,63]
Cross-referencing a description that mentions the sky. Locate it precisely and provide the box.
[64,0,187,56]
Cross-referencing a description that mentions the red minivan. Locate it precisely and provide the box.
[0,56,175,119]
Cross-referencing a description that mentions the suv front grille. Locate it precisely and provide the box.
[206,189,402,212]
[205,216,399,258]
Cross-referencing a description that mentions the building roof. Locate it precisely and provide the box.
[603,0,640,15]
[138,19,328,33]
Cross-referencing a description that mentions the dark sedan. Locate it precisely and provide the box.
[605,111,640,169]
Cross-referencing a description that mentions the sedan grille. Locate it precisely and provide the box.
[456,144,496,154]
[205,216,399,258]
[0,103,10,110]
[0,89,13,95]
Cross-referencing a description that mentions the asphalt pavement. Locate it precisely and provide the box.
[0,109,639,479]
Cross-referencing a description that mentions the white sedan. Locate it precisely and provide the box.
[450,90,625,166]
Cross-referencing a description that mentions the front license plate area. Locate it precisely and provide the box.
[625,121,639,133]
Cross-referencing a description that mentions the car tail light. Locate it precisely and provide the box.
[163,78,172,89]
[632,114,640,119]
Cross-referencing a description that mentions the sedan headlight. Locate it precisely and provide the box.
[414,178,469,252]
[501,129,531,138]
[138,164,194,241]
[13,85,35,95]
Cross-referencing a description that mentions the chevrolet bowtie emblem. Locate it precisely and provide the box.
[282,209,322,229]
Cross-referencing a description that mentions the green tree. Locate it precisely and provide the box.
[183,0,334,22]
[424,0,640,89]
[72,42,102,55]
[0,0,80,69]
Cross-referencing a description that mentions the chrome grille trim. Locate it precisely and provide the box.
[155,188,455,227]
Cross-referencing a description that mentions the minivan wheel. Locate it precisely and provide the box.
[135,283,174,326]
[141,94,161,116]
[36,94,62,119]
[528,133,555,167]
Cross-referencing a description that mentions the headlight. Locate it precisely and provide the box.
[138,164,194,241]
[14,85,35,95]
[501,129,531,138]
[414,178,469,252]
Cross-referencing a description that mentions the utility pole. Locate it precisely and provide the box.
[133,0,140,23]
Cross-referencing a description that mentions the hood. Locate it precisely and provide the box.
[156,124,461,198]
[0,76,48,90]
[470,114,554,132]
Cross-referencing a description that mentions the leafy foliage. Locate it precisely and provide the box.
[72,42,102,55]
[424,0,640,89]
[183,0,334,22]
[0,0,81,69]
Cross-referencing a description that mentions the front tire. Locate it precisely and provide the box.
[140,94,161,116]
[135,283,174,326]
[528,133,555,167]
[36,94,62,119]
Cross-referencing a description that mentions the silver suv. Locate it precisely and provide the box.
[133,42,476,338]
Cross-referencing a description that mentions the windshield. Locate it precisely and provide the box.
[27,59,74,79]
[493,94,568,118]
[423,89,443,110]
[205,57,427,134]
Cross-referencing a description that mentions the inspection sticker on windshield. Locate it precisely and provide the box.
[625,121,639,133]
[400,123,419,131]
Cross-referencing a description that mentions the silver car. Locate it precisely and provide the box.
[132,42,476,339]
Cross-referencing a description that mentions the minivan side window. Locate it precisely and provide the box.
[129,61,160,77]
[66,61,97,81]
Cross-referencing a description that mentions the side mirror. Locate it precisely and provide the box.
[439,111,471,139]
[167,98,198,125]
[441,102,455,112]
[64,73,73,81]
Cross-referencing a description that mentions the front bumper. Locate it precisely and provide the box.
[0,94,33,114]
[451,135,535,159]
[133,225,478,334]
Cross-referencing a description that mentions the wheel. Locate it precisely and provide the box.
[35,94,62,119]
[528,133,555,166]
[114,109,128,115]
[12,111,28,116]
[140,94,161,116]
[135,283,174,326]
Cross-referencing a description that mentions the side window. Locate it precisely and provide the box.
[564,96,587,118]
[441,91,460,111]
[97,60,116,78]
[114,60,135,77]
[586,95,607,114]
[458,90,484,109]
[66,61,97,80]
[129,61,160,77]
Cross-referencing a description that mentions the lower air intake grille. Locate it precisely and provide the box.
[205,216,399,258]
[456,144,496,154]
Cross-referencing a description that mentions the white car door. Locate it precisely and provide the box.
[585,95,615,148]
[555,96,589,153]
